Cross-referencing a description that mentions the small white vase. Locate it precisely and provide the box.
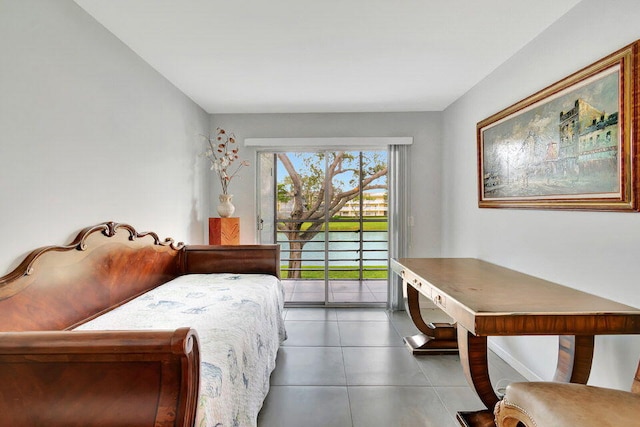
[217,194,235,218]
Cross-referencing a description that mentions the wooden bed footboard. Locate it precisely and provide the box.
[0,327,200,427]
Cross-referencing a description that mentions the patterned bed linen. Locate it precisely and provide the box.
[75,273,286,427]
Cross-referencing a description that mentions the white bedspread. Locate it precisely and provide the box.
[75,273,286,427]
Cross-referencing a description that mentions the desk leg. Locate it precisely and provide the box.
[403,281,458,355]
[455,332,596,427]
[553,335,594,383]
[457,326,499,409]
[455,326,499,427]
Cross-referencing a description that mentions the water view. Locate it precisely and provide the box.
[278,230,388,279]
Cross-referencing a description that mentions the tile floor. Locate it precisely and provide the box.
[283,279,388,303]
[257,307,527,427]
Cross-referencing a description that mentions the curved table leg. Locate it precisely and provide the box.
[455,326,501,427]
[455,330,596,427]
[553,335,594,383]
[402,281,458,355]
[457,325,499,409]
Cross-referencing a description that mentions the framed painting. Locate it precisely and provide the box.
[477,40,639,211]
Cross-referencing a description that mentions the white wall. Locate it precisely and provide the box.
[442,0,640,390]
[0,0,210,275]
[210,112,443,256]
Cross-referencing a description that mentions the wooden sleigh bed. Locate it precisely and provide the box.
[0,221,284,427]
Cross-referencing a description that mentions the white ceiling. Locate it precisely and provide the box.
[74,0,582,114]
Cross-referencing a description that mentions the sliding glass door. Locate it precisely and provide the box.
[257,150,389,306]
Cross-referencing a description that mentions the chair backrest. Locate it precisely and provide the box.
[633,358,640,394]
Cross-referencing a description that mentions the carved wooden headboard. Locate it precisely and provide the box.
[0,222,184,332]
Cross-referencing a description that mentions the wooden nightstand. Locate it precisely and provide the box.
[208,217,240,245]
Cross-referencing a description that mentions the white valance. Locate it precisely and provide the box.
[244,137,412,149]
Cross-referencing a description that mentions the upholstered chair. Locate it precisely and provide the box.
[494,359,640,427]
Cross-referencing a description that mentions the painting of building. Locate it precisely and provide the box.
[577,111,618,178]
[481,67,620,199]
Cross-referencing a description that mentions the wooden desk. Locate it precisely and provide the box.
[391,258,640,427]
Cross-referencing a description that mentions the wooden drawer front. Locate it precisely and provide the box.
[401,269,432,299]
[432,289,446,309]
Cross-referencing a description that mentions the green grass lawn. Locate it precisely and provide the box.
[281,265,388,279]
[287,216,388,232]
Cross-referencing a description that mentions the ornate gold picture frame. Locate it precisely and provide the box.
[477,40,639,211]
